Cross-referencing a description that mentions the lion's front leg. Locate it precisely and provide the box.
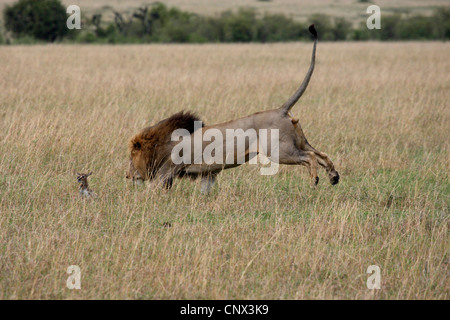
[200,174,217,195]
[155,162,176,190]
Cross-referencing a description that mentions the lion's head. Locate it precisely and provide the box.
[126,111,204,183]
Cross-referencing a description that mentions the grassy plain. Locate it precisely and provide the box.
[0,41,448,299]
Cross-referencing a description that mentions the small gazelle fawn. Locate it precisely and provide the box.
[77,172,96,198]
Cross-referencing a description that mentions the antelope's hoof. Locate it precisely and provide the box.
[315,176,319,185]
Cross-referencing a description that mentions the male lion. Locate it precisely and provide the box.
[126,111,204,186]
[126,25,339,194]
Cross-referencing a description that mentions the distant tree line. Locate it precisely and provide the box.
[1,0,450,44]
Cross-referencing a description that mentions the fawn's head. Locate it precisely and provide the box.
[77,172,93,184]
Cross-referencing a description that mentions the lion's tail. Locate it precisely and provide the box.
[280,24,318,115]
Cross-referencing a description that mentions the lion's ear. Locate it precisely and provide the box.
[130,137,143,151]
[133,141,142,150]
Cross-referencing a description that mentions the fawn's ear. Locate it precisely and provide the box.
[88,172,93,176]
[77,173,81,176]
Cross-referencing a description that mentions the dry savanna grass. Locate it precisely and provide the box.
[0,41,449,299]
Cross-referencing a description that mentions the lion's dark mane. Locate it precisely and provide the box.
[129,111,204,180]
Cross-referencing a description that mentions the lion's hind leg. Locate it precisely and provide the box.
[303,144,339,185]
[290,118,339,185]
[278,149,319,188]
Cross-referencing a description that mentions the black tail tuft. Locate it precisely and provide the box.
[308,24,318,39]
